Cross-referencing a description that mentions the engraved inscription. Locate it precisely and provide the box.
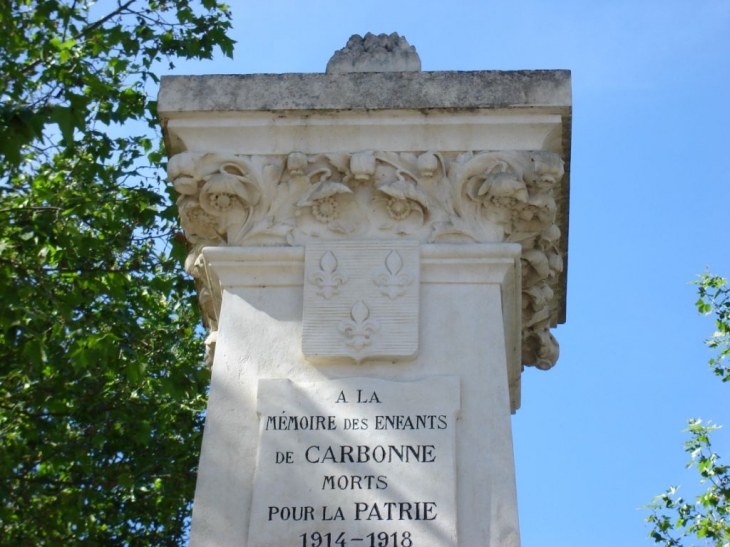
[247,378,460,547]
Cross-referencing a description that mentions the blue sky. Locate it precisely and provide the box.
[165,1,730,545]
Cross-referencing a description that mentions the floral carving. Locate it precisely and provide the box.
[522,327,559,371]
[295,171,363,236]
[350,152,376,182]
[372,178,429,235]
[529,150,565,188]
[169,148,566,370]
[539,224,564,281]
[286,152,308,176]
[179,200,220,241]
[339,301,380,352]
[522,284,554,328]
[417,152,439,178]
[170,154,267,246]
[308,251,348,300]
[313,197,340,223]
[464,161,528,230]
[199,169,259,218]
[373,251,413,300]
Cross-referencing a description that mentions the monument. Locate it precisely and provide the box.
[159,33,571,547]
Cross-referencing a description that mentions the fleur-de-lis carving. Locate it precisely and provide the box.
[308,251,348,300]
[338,301,380,351]
[373,250,413,300]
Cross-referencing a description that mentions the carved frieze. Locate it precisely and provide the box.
[169,149,565,370]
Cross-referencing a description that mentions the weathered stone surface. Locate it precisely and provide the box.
[326,32,421,74]
[158,70,571,115]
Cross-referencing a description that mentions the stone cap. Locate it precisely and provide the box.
[158,70,571,116]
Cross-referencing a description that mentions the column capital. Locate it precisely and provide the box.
[160,69,571,377]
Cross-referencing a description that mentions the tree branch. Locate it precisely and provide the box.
[0,206,61,215]
[21,0,139,76]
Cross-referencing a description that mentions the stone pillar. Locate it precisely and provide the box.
[159,34,571,547]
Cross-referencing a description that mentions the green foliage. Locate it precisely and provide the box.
[0,1,233,545]
[646,275,730,547]
[647,420,730,547]
[696,274,730,383]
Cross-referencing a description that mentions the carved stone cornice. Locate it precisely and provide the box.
[169,148,566,371]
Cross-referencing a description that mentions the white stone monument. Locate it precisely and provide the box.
[159,33,571,547]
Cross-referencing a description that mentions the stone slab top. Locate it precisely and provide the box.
[157,70,571,116]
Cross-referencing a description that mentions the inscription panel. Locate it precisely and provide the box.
[248,377,460,547]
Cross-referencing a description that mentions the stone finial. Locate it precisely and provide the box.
[326,32,421,74]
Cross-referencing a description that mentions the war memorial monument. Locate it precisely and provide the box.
[158,33,572,547]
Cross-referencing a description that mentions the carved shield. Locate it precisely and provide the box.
[302,241,420,364]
